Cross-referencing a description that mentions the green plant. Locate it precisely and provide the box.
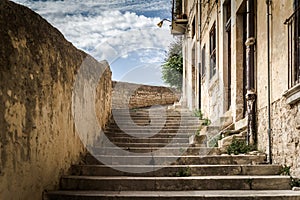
[193,110,211,126]
[175,167,191,177]
[195,129,201,136]
[226,138,256,155]
[179,147,185,153]
[291,178,300,187]
[279,165,300,188]
[130,108,138,112]
[202,118,211,126]
[246,179,253,189]
[280,165,291,176]
[161,39,183,90]
[193,109,203,119]
[208,134,222,148]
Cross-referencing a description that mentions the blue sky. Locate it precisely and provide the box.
[12,0,174,86]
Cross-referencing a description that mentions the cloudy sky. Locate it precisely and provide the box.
[12,0,174,86]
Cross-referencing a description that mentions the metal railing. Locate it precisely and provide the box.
[285,6,300,89]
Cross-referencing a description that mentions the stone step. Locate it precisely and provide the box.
[85,155,267,165]
[60,175,291,191]
[44,190,300,200]
[112,110,188,114]
[104,132,191,138]
[96,142,189,148]
[90,147,219,155]
[104,128,198,134]
[106,125,200,130]
[111,115,199,119]
[110,116,201,123]
[112,110,191,115]
[107,137,189,144]
[70,164,282,177]
[111,112,195,116]
[109,121,201,128]
[110,118,199,123]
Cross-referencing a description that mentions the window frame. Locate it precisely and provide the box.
[201,44,206,78]
[209,23,217,79]
[283,0,300,104]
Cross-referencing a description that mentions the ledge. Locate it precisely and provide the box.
[283,84,300,105]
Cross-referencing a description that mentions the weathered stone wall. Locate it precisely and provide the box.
[255,0,300,176]
[257,99,300,176]
[199,1,224,123]
[112,81,179,109]
[0,1,112,199]
[256,0,293,109]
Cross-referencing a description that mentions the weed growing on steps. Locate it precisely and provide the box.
[291,178,300,188]
[208,134,222,148]
[195,129,201,136]
[279,165,300,188]
[202,118,211,126]
[280,165,291,176]
[193,109,211,126]
[226,138,256,155]
[179,147,185,154]
[246,179,253,189]
[193,109,203,119]
[193,109,211,138]
[175,167,191,177]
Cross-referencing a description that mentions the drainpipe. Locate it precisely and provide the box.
[245,0,257,146]
[266,0,272,164]
[198,0,202,110]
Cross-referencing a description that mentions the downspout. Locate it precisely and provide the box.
[198,0,202,110]
[266,0,272,164]
[245,0,257,145]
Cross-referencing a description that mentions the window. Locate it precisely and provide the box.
[285,0,300,88]
[225,0,231,111]
[192,17,196,38]
[295,1,300,86]
[225,0,231,23]
[209,23,217,79]
[201,45,206,77]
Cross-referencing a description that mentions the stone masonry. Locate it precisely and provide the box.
[257,98,300,177]
[112,81,180,109]
[0,1,112,199]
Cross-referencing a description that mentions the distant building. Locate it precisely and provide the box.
[172,0,300,175]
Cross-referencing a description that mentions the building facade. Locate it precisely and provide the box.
[173,0,300,175]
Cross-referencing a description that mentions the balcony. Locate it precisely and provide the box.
[171,0,188,35]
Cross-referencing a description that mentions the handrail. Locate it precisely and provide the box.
[284,5,300,25]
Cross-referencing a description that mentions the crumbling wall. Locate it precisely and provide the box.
[0,1,112,199]
[112,81,179,109]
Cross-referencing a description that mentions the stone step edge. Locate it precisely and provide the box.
[87,155,266,158]
[70,165,282,176]
[45,190,300,198]
[62,175,290,180]
[91,146,214,148]
[60,175,291,190]
[72,164,281,168]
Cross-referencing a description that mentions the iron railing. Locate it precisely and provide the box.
[285,6,300,89]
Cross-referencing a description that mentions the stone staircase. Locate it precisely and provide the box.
[45,107,300,200]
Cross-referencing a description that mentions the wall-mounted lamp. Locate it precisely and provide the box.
[157,18,187,35]
[157,19,171,28]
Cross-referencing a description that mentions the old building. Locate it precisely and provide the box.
[174,0,300,175]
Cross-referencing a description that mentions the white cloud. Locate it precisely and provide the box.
[12,0,175,84]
